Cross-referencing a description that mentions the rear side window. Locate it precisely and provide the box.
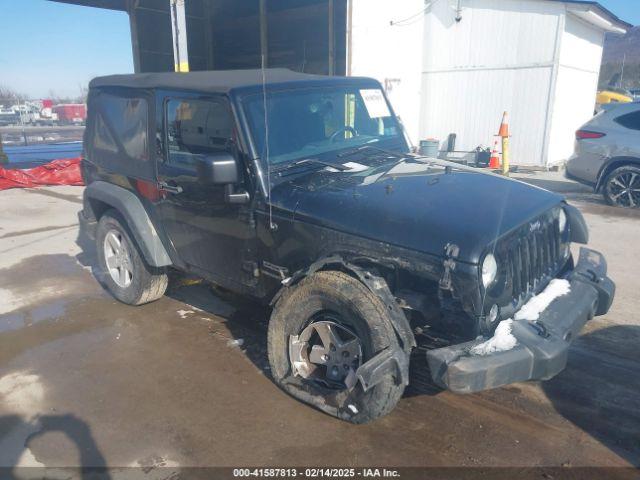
[87,90,152,178]
[614,111,640,131]
[165,98,233,171]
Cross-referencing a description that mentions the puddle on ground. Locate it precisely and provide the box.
[0,299,69,334]
[0,254,106,317]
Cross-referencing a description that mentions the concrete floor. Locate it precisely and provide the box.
[0,174,639,476]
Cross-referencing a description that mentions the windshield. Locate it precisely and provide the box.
[243,86,405,165]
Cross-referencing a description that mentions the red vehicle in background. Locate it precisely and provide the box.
[52,104,86,125]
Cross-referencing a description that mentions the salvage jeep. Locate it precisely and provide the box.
[79,70,615,423]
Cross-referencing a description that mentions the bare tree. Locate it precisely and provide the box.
[47,87,88,105]
[0,85,28,106]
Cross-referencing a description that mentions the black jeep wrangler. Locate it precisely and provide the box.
[79,69,615,423]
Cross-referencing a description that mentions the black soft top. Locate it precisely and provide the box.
[89,69,379,95]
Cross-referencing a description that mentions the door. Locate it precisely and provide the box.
[156,93,254,288]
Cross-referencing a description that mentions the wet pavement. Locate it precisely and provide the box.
[0,177,639,475]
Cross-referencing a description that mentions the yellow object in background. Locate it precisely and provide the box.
[596,90,633,105]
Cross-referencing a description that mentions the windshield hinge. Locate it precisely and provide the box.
[439,243,460,291]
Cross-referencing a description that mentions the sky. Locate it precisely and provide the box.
[0,0,133,99]
[598,0,640,26]
[0,0,638,100]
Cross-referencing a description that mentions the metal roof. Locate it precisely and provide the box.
[47,0,632,31]
[553,0,633,32]
[48,0,126,11]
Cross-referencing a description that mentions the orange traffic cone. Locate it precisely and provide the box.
[498,111,509,138]
[489,139,501,169]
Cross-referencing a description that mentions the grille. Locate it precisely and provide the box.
[507,217,562,300]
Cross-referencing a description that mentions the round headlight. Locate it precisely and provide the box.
[558,208,568,233]
[481,253,498,288]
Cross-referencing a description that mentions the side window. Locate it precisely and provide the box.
[88,91,152,179]
[93,94,149,160]
[165,98,233,171]
[94,114,118,154]
[614,111,640,131]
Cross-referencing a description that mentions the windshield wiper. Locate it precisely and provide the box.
[337,144,406,159]
[271,158,349,175]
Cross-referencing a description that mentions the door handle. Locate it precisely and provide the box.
[158,181,183,194]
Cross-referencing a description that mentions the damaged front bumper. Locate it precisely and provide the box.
[426,247,615,394]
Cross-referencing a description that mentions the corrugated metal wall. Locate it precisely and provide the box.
[349,0,425,144]
[420,0,565,165]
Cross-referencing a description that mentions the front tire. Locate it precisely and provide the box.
[96,210,168,305]
[603,165,640,208]
[267,271,406,424]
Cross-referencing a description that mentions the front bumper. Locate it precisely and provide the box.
[427,247,615,393]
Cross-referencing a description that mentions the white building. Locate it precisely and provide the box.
[349,0,630,166]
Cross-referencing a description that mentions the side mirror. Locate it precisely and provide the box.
[196,153,239,185]
[196,153,250,204]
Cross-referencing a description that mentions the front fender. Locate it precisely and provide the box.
[564,203,589,244]
[274,255,416,354]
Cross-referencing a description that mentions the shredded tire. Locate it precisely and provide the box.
[268,270,406,424]
[96,209,168,306]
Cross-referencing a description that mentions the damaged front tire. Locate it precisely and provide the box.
[267,271,406,423]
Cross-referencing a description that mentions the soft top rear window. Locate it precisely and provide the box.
[87,90,152,179]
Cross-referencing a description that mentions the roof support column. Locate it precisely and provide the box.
[259,0,268,68]
[170,0,189,72]
[127,0,141,73]
[328,0,335,75]
[204,0,214,69]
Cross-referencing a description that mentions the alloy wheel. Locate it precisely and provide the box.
[289,315,363,390]
[606,171,640,207]
[103,229,133,288]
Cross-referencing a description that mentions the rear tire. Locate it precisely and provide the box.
[96,210,168,305]
[603,165,640,208]
[268,271,406,424]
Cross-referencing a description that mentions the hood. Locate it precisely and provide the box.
[270,159,564,264]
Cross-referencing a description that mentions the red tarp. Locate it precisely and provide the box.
[0,157,84,191]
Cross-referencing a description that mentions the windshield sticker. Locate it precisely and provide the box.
[325,162,369,173]
[360,89,391,118]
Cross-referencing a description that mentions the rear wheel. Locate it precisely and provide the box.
[603,165,640,208]
[96,210,168,305]
[268,271,406,424]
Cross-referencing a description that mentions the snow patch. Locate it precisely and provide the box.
[0,371,45,415]
[470,320,518,356]
[176,309,195,319]
[470,279,571,356]
[348,404,359,414]
[227,338,244,347]
[15,446,45,468]
[514,279,571,321]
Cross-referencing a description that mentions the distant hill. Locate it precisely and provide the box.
[599,26,640,90]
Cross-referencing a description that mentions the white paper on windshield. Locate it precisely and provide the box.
[360,89,391,118]
[342,162,369,172]
[325,162,368,173]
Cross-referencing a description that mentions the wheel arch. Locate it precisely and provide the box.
[595,156,640,192]
[84,181,172,267]
[272,255,416,354]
